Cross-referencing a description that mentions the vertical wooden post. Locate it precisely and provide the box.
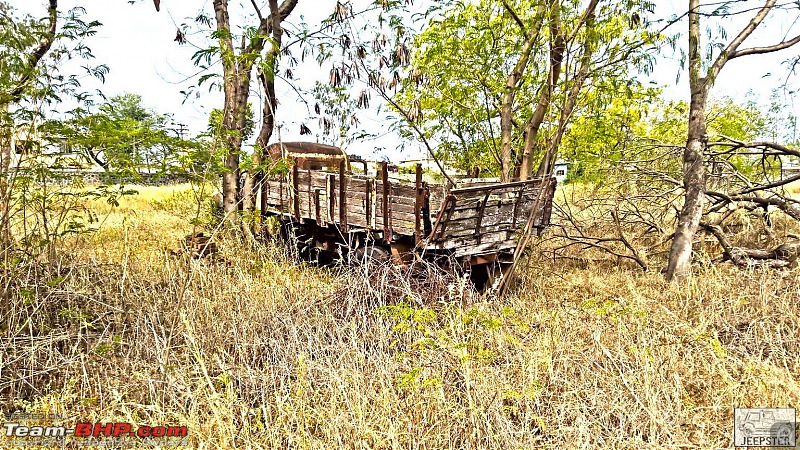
[414,163,423,243]
[327,174,335,224]
[365,178,372,229]
[314,189,321,224]
[292,160,300,220]
[339,160,347,232]
[260,172,269,219]
[381,161,392,241]
[367,179,377,228]
[472,166,481,178]
[306,166,312,218]
[279,173,284,213]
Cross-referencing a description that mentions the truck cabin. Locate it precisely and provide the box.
[267,142,352,172]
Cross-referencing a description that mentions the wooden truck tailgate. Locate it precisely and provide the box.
[425,177,556,257]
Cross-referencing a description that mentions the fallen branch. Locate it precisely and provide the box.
[700,223,798,268]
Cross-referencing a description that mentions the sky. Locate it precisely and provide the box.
[11,0,800,161]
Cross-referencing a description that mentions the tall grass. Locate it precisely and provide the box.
[1,185,798,449]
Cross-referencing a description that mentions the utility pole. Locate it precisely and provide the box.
[173,123,188,139]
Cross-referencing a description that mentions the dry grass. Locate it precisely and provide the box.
[2,185,799,449]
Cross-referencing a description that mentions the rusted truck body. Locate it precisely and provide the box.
[260,142,556,287]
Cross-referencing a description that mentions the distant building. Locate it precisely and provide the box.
[553,160,569,183]
[9,128,97,173]
[399,158,459,176]
[782,156,800,178]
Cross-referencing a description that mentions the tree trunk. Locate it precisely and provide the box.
[666,0,706,281]
[518,2,564,180]
[242,0,283,212]
[241,65,278,212]
[0,103,11,251]
[220,80,250,214]
[534,10,595,179]
[498,2,543,182]
[666,92,707,280]
[213,0,297,216]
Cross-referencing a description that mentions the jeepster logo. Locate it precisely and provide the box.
[734,408,796,448]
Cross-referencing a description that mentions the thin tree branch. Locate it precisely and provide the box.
[707,0,777,84]
[501,1,527,34]
[730,33,800,58]
[250,0,264,21]
[5,0,58,104]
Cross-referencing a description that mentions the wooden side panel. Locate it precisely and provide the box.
[425,177,556,257]
[259,170,562,252]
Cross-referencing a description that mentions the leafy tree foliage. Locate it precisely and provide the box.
[47,94,189,176]
[207,103,256,144]
[393,0,659,179]
[0,1,129,260]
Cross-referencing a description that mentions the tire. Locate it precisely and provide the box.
[350,244,392,266]
[470,261,512,292]
[280,223,316,262]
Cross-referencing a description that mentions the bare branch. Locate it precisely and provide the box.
[707,0,777,84]
[730,33,800,59]
[250,0,264,22]
[565,0,599,44]
[501,1,526,34]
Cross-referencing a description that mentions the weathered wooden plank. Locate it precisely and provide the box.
[453,241,517,257]
[454,188,542,206]
[441,221,523,239]
[313,189,321,223]
[327,174,336,225]
[447,202,536,223]
[292,164,300,219]
[430,229,517,250]
[415,164,423,241]
[368,179,377,228]
[381,162,392,240]
[450,178,547,195]
[339,161,347,231]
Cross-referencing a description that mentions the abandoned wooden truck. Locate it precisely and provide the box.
[258,142,557,288]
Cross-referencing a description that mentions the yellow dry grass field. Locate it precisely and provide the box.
[2,184,799,449]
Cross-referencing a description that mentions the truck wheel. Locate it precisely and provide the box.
[280,223,316,262]
[470,261,512,292]
[350,244,392,265]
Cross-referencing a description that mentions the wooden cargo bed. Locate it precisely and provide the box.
[260,160,556,261]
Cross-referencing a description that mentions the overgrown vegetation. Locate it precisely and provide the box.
[2,1,800,448]
[2,186,798,448]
